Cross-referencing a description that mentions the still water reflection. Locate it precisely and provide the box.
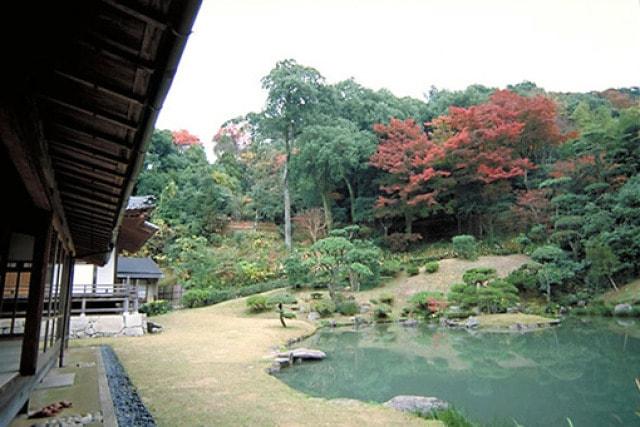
[276,318,640,426]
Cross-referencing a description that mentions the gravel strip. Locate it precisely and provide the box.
[100,346,156,427]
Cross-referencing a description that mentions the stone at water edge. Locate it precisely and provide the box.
[613,303,633,315]
[400,319,418,327]
[383,395,449,416]
[278,348,327,360]
[465,316,479,328]
[307,312,320,321]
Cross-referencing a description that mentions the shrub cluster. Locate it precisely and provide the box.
[406,265,420,276]
[336,301,359,316]
[452,235,478,260]
[139,300,171,316]
[246,295,269,312]
[380,259,402,277]
[181,279,286,308]
[448,278,519,314]
[409,291,448,316]
[373,303,392,320]
[424,261,439,273]
[312,299,336,317]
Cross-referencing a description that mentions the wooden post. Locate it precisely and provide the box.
[81,297,86,316]
[20,210,52,376]
[0,228,10,315]
[58,255,73,367]
[133,279,139,312]
[123,276,130,313]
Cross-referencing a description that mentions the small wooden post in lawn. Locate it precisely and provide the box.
[278,303,287,328]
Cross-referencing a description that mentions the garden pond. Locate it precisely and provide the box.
[276,318,640,426]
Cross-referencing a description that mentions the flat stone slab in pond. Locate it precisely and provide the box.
[384,395,449,416]
[277,348,326,360]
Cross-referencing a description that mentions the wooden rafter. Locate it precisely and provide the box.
[53,70,145,107]
[39,95,139,132]
[100,0,169,29]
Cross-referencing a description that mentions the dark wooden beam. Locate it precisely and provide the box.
[60,191,119,211]
[64,200,118,218]
[52,156,126,183]
[65,212,115,229]
[100,0,169,29]
[73,38,155,74]
[50,145,128,173]
[49,138,129,166]
[53,70,145,107]
[47,117,133,150]
[40,95,139,132]
[0,98,76,255]
[58,169,124,195]
[20,210,52,375]
[52,122,133,150]
[59,182,120,205]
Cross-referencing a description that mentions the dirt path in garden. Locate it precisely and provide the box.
[74,299,438,427]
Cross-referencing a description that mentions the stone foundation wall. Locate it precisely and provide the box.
[70,313,147,339]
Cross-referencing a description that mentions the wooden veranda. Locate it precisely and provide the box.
[0,1,201,424]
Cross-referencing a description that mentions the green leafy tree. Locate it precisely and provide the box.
[260,59,325,250]
[531,245,581,302]
[585,242,621,290]
[295,120,376,227]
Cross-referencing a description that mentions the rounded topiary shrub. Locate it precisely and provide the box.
[424,261,439,274]
[246,295,269,312]
[266,293,297,306]
[139,300,171,316]
[380,259,402,277]
[452,235,478,260]
[406,265,419,276]
[336,301,359,316]
[312,300,336,317]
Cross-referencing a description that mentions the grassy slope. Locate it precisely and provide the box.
[599,278,640,305]
[360,255,530,316]
[74,299,438,427]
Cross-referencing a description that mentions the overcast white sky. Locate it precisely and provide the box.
[156,0,640,149]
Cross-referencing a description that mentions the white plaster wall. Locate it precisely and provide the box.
[72,248,116,293]
[96,249,116,284]
[72,263,94,293]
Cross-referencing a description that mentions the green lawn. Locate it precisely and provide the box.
[73,298,439,426]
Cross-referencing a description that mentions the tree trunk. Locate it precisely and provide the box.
[343,176,356,223]
[321,191,333,231]
[283,127,292,251]
[546,281,551,303]
[608,275,619,291]
[404,211,413,235]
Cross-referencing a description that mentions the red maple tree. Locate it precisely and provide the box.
[370,118,449,234]
[432,102,532,185]
[171,129,202,147]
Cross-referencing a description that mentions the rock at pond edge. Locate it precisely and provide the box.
[383,395,449,416]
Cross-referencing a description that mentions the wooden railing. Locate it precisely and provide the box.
[71,283,142,315]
